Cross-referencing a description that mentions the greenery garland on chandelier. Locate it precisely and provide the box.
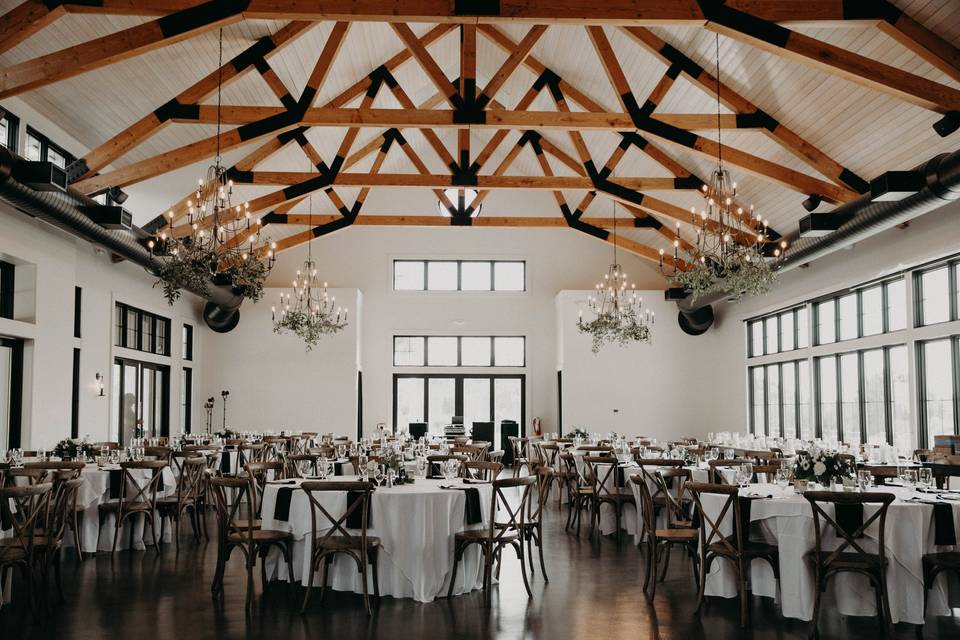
[148,28,274,305]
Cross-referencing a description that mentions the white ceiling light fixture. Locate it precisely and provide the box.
[437,188,481,218]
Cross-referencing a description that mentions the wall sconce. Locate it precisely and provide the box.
[95,372,105,397]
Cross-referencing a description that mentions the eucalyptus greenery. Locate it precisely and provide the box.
[273,309,347,351]
[671,253,776,302]
[578,313,651,354]
[152,239,270,306]
[153,246,213,304]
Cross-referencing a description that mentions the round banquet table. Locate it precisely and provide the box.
[698,483,960,624]
[259,477,493,603]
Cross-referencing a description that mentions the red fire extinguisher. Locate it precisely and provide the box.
[532,417,542,436]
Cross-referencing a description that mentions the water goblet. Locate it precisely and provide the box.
[902,469,917,487]
[373,464,385,486]
[857,470,873,491]
[917,467,933,490]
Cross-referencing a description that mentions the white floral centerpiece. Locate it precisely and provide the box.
[793,446,855,485]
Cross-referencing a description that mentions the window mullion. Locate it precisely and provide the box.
[883,346,894,446]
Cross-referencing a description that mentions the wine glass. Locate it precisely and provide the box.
[416,456,427,479]
[902,469,917,487]
[917,468,933,490]
[774,466,790,489]
[323,458,335,479]
[373,464,385,486]
[318,456,329,479]
[857,470,873,491]
[442,459,459,481]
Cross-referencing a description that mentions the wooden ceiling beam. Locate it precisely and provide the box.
[0,1,66,57]
[701,5,960,114]
[74,20,313,180]
[392,23,460,109]
[72,20,349,195]
[458,23,476,175]
[620,26,869,195]
[0,0,247,99]
[264,214,632,227]
[479,25,548,107]
[231,172,689,191]
[875,6,960,85]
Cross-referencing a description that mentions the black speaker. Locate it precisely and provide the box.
[408,422,427,440]
[500,420,519,466]
[472,421,494,446]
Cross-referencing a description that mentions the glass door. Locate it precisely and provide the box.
[427,378,456,435]
[0,337,23,452]
[114,358,169,444]
[493,377,522,446]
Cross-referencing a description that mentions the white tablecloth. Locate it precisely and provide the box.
[698,483,960,624]
[259,478,493,602]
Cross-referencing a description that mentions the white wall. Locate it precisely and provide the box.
[703,199,960,433]
[198,289,361,435]
[0,205,206,448]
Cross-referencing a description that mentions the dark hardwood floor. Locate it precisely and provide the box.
[1,506,957,640]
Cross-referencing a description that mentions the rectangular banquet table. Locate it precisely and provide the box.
[259,477,493,602]
[697,483,960,624]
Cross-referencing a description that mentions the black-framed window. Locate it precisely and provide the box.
[915,259,959,327]
[393,260,525,292]
[181,367,193,434]
[71,348,80,439]
[73,286,82,339]
[749,359,810,439]
[182,324,193,361]
[747,306,807,357]
[0,105,18,151]
[813,344,910,448]
[0,337,24,450]
[812,278,906,346]
[393,335,525,367]
[917,335,960,448]
[114,302,171,356]
[0,260,14,320]
[24,126,74,169]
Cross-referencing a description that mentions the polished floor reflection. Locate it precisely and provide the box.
[1,506,957,640]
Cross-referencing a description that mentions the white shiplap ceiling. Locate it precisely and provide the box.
[0,1,958,265]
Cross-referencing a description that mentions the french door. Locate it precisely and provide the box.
[111,358,169,444]
[0,337,23,451]
[393,374,524,445]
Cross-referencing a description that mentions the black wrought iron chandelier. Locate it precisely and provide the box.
[149,28,275,304]
[577,202,653,353]
[271,175,347,350]
[662,34,786,300]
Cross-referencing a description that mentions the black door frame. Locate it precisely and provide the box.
[114,357,170,443]
[0,337,24,448]
[392,373,525,436]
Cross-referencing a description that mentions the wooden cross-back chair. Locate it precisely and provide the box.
[450,445,485,462]
[520,466,554,582]
[349,454,384,476]
[803,491,895,639]
[244,461,285,519]
[143,446,172,462]
[97,460,168,555]
[582,455,635,544]
[0,482,54,612]
[299,481,379,614]
[285,454,319,478]
[708,459,754,484]
[158,456,207,549]
[34,476,84,604]
[23,461,85,560]
[426,454,467,478]
[558,452,589,532]
[461,461,503,482]
[208,476,294,610]
[634,459,685,515]
[448,474,536,603]
[686,482,780,627]
[507,436,529,477]
[630,473,699,602]
[238,443,268,467]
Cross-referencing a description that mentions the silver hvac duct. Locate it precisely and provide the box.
[674,148,960,335]
[0,146,244,331]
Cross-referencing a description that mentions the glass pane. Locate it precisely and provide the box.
[47,146,66,169]
[860,286,883,337]
[461,337,492,366]
[180,368,191,435]
[862,350,886,445]
[766,364,780,437]
[393,337,425,366]
[121,364,138,444]
[428,378,456,435]
[110,363,121,442]
[751,367,765,435]
[395,377,425,433]
[888,346,912,452]
[126,309,137,348]
[463,378,491,431]
[750,321,763,357]
[838,293,858,341]
[493,262,525,291]
[955,264,960,320]
[115,305,124,347]
[25,133,41,161]
[0,119,7,149]
[923,339,955,447]
[426,337,458,366]
[816,301,835,345]
[839,353,860,445]
[494,337,525,367]
[782,363,797,440]
[141,314,153,352]
[427,261,458,291]
[921,267,950,325]
[494,378,522,445]
[780,312,795,352]
[141,367,153,439]
[885,279,906,331]
[460,262,491,291]
[818,356,838,443]
[797,307,809,349]
[394,261,424,290]
[155,320,166,355]
[798,360,811,439]
[764,317,779,354]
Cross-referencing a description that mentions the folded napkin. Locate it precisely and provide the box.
[346,490,372,529]
[109,469,123,500]
[834,503,864,538]
[933,502,957,546]
[273,487,294,521]
[219,451,232,474]
[615,466,625,488]
[442,485,483,525]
